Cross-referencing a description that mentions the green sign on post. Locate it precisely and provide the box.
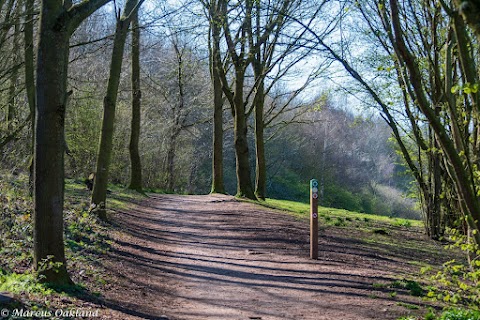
[310,179,319,259]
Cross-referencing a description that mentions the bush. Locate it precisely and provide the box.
[268,170,309,203]
[324,184,362,212]
[371,184,420,219]
[399,309,480,320]
[423,228,480,309]
[439,308,480,320]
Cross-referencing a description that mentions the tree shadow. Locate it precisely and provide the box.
[95,194,444,319]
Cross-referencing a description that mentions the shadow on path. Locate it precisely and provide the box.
[100,194,439,320]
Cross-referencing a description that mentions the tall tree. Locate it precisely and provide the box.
[217,0,256,199]
[247,0,314,200]
[158,35,204,192]
[215,0,295,199]
[91,0,143,218]
[34,0,111,284]
[206,0,226,194]
[290,0,450,239]
[128,11,142,192]
[355,0,449,238]
[386,0,480,243]
[165,39,186,192]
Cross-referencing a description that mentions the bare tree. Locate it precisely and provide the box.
[205,0,226,194]
[91,0,144,218]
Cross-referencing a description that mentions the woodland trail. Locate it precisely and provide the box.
[98,194,430,320]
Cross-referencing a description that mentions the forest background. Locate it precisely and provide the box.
[1,0,419,219]
[2,0,480,289]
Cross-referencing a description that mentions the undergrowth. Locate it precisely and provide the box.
[420,228,480,309]
[395,228,480,319]
[0,171,125,310]
[399,308,480,320]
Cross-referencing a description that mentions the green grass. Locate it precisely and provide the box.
[263,198,422,228]
[108,190,145,210]
[0,271,54,296]
[397,302,420,310]
[64,179,146,211]
[372,282,388,289]
[392,219,413,228]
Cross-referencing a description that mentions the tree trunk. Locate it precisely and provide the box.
[188,156,198,193]
[210,15,225,194]
[91,0,140,216]
[252,4,265,200]
[431,138,443,239]
[254,78,266,200]
[233,71,256,199]
[319,122,328,204]
[34,3,71,285]
[453,0,480,43]
[91,17,131,219]
[128,12,142,192]
[211,76,225,194]
[165,130,179,192]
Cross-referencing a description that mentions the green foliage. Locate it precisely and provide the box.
[423,228,480,308]
[268,170,309,203]
[0,173,33,272]
[313,182,419,219]
[0,172,115,295]
[391,279,425,297]
[372,282,387,288]
[36,256,66,281]
[424,309,437,320]
[65,90,103,178]
[333,216,346,227]
[324,184,362,212]
[451,82,479,95]
[402,308,480,320]
[438,308,480,320]
[392,219,412,228]
[0,270,53,296]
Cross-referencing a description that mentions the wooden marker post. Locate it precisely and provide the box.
[310,179,319,259]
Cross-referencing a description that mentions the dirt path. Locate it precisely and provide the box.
[98,194,431,320]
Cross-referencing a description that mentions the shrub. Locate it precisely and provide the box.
[324,184,362,212]
[425,228,480,309]
[439,308,480,320]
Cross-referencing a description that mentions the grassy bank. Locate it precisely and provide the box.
[0,172,145,314]
[258,198,422,228]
